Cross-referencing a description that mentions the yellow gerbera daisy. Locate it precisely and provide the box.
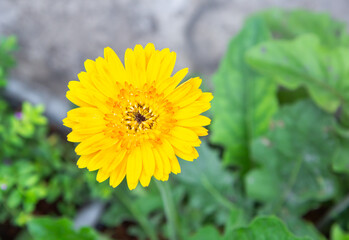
[63,43,212,190]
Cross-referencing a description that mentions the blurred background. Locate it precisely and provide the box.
[1,0,349,126]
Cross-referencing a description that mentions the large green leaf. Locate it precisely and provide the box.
[246,34,349,114]
[177,141,246,235]
[256,9,349,47]
[225,216,311,240]
[246,101,340,216]
[27,217,100,240]
[211,17,277,169]
[284,216,326,240]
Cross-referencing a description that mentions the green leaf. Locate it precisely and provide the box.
[245,168,280,202]
[211,16,277,169]
[27,217,99,240]
[224,208,248,236]
[177,141,241,232]
[332,141,349,173]
[225,216,311,240]
[283,215,326,240]
[7,190,22,209]
[331,224,349,240]
[15,212,33,226]
[246,34,349,113]
[249,100,339,215]
[188,226,223,240]
[256,9,349,47]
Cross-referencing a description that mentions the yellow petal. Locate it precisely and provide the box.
[174,89,202,108]
[174,101,211,120]
[107,148,127,172]
[124,48,138,87]
[198,92,213,102]
[176,115,211,127]
[139,171,152,187]
[190,126,208,136]
[166,79,193,104]
[67,131,90,142]
[96,168,110,183]
[144,43,155,66]
[94,57,118,98]
[62,117,77,128]
[77,153,96,168]
[141,142,155,176]
[167,137,197,154]
[110,160,127,188]
[156,145,172,175]
[157,68,188,94]
[75,133,117,155]
[170,157,181,174]
[67,107,104,123]
[87,146,118,171]
[158,51,176,81]
[173,146,196,161]
[152,149,164,180]
[171,126,198,142]
[126,148,142,190]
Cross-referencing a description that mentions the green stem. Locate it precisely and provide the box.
[276,157,303,213]
[201,176,235,211]
[155,181,179,240]
[115,190,158,240]
[286,157,303,195]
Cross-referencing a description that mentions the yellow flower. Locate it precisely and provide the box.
[63,44,212,190]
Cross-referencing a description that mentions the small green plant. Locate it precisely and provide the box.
[0,36,113,236]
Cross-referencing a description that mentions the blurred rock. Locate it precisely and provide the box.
[0,0,349,127]
[74,201,105,229]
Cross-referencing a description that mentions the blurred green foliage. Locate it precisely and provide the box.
[247,34,349,114]
[210,8,349,240]
[331,224,349,240]
[226,216,312,240]
[2,7,349,240]
[27,217,101,240]
[0,97,100,226]
[256,9,349,47]
[0,36,17,87]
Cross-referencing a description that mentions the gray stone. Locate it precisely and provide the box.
[73,201,105,229]
[0,0,349,128]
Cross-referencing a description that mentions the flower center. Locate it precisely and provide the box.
[134,112,147,124]
[123,103,159,133]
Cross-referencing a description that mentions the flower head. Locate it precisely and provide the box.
[63,44,212,190]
